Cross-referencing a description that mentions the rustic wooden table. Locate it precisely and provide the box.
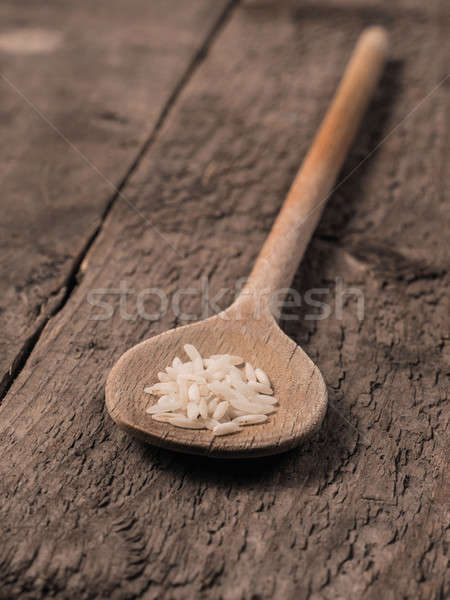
[0,1,448,598]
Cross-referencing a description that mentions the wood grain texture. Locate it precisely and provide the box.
[0,0,231,396]
[0,0,449,598]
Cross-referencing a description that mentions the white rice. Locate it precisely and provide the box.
[244,362,257,383]
[233,414,268,425]
[212,422,241,436]
[144,344,278,436]
[255,368,270,387]
[212,400,229,420]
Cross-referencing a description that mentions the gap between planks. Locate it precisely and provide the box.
[0,0,240,404]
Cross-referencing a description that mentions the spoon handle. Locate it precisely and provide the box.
[242,27,389,314]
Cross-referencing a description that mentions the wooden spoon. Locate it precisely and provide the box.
[106,27,389,457]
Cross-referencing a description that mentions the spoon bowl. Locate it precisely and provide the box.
[106,300,327,457]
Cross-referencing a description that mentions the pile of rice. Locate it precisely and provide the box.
[144,344,277,436]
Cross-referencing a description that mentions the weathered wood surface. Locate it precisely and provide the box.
[0,1,449,599]
[0,0,231,396]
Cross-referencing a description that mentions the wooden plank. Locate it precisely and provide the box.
[0,1,448,598]
[0,0,232,395]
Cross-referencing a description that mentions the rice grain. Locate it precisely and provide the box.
[144,345,278,436]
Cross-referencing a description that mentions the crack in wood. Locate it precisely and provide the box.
[0,0,240,406]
